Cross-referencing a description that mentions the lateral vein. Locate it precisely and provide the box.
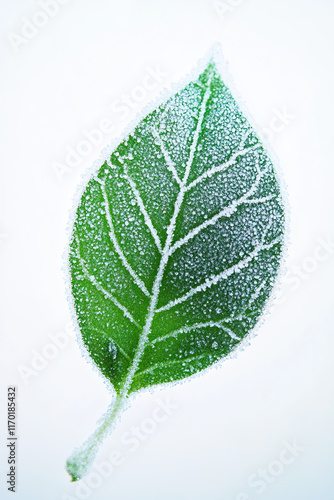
[156,234,281,313]
[96,177,150,297]
[186,130,260,191]
[151,127,182,185]
[170,164,271,254]
[122,163,163,254]
[74,235,140,328]
[133,352,211,378]
[150,279,267,346]
[150,320,241,346]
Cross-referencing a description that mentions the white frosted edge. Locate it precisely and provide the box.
[62,42,290,416]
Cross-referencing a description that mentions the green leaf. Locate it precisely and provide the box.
[66,56,285,480]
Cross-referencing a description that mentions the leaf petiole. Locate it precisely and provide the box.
[66,392,125,481]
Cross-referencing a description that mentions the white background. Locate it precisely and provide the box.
[1,1,334,499]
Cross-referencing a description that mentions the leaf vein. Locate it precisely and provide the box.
[134,351,212,378]
[150,280,267,346]
[151,127,182,185]
[156,233,281,313]
[73,235,140,328]
[96,177,150,297]
[170,164,272,254]
[120,69,214,394]
[122,164,163,254]
[186,130,260,191]
[150,320,241,346]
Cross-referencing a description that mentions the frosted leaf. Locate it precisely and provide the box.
[66,52,286,481]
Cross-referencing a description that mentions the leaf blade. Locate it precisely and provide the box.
[69,59,285,397]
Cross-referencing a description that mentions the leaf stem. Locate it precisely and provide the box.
[66,392,125,481]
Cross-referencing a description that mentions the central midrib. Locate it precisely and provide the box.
[119,69,213,400]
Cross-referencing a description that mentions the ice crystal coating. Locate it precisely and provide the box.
[66,57,285,480]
